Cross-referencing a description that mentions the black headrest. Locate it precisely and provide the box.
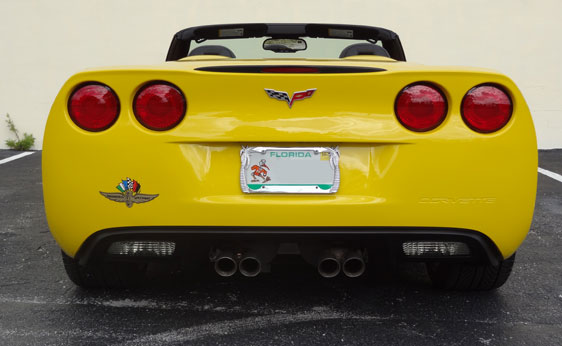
[339,43,390,58]
[189,45,236,58]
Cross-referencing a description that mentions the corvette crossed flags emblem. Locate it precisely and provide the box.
[265,88,316,108]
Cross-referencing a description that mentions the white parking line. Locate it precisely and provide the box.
[0,151,35,165]
[539,167,562,183]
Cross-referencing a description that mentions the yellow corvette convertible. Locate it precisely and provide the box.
[43,23,537,290]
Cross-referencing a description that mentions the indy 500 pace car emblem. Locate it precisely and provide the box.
[100,178,159,208]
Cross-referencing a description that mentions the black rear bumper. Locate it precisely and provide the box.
[74,226,503,266]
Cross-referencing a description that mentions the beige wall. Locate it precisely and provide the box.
[0,0,560,149]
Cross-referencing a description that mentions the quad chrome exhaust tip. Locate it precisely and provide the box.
[210,249,264,277]
[342,250,366,278]
[318,257,341,278]
[239,255,262,277]
[317,248,344,278]
[211,250,238,277]
[317,248,366,278]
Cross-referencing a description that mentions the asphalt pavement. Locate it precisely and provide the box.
[0,150,561,345]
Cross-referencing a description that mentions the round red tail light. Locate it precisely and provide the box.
[461,85,512,133]
[133,82,186,131]
[68,83,119,131]
[395,83,447,132]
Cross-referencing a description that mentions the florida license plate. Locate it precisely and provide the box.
[240,147,340,194]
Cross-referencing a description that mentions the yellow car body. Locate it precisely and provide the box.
[43,24,537,289]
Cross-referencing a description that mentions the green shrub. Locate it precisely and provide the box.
[4,113,35,151]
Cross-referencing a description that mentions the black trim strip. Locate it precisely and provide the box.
[194,65,386,74]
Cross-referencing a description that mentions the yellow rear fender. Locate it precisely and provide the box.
[43,63,537,259]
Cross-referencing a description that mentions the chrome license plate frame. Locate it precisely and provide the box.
[240,146,340,194]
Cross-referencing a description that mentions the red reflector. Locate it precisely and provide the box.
[261,67,319,73]
[134,83,186,131]
[68,83,119,131]
[462,85,512,133]
[395,84,447,132]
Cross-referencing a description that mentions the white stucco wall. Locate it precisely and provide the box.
[0,0,560,149]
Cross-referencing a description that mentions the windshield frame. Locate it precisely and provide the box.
[166,23,406,61]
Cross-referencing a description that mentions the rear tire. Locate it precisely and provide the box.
[61,251,145,289]
[426,253,516,291]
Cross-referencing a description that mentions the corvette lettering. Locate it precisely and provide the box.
[265,88,316,108]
